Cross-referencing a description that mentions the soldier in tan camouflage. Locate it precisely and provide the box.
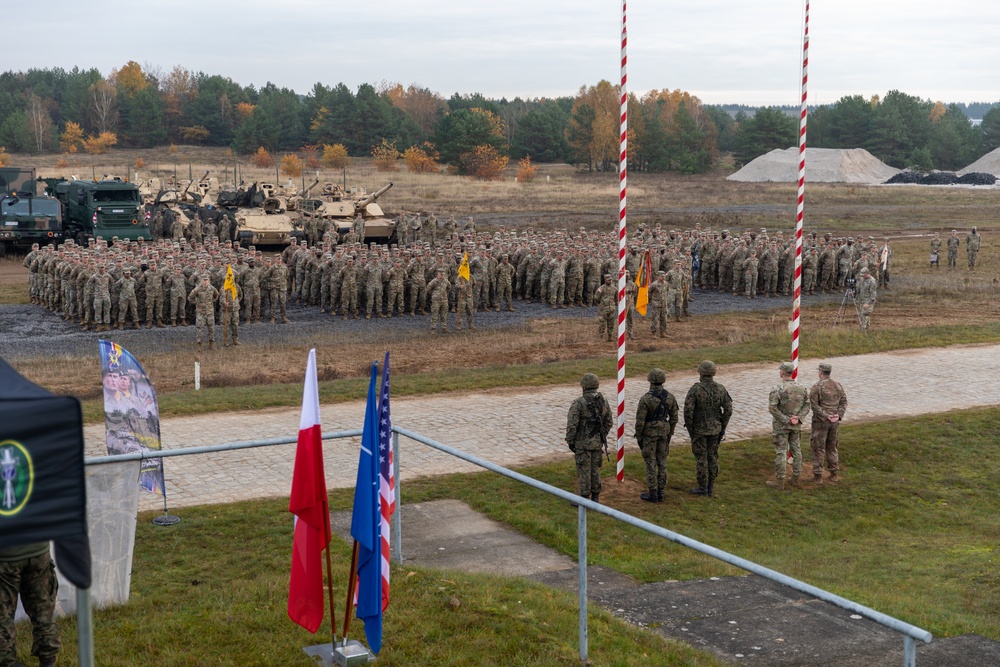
[426,268,451,334]
[188,275,219,351]
[809,362,848,483]
[766,361,811,490]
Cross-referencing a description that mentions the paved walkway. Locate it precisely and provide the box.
[83,343,1000,511]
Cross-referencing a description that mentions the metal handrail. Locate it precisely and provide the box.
[83,424,933,666]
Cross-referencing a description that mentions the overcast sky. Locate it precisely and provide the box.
[8,0,999,107]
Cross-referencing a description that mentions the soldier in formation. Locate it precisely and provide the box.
[565,373,613,504]
[966,227,981,269]
[635,368,678,502]
[683,360,732,497]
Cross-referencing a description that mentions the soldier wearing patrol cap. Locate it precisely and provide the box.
[809,363,848,483]
[766,361,811,490]
[635,368,678,502]
[683,360,732,496]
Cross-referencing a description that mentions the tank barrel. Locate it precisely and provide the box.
[302,179,320,197]
[356,181,393,207]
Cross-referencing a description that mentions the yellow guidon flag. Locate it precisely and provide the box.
[223,264,238,299]
[458,252,471,282]
[634,250,652,316]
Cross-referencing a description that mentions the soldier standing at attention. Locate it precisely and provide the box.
[426,268,451,334]
[220,279,242,347]
[0,542,60,667]
[566,373,613,503]
[857,267,877,330]
[966,226,981,270]
[594,274,616,341]
[188,275,219,352]
[766,362,811,490]
[809,363,848,484]
[929,233,942,269]
[635,368,678,502]
[946,230,960,269]
[683,360,732,497]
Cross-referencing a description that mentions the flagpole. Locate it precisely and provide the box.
[342,539,360,643]
[323,496,338,646]
[615,0,628,483]
[791,0,809,380]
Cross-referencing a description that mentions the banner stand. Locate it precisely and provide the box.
[151,489,180,526]
[304,640,373,666]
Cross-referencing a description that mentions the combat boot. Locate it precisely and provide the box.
[828,471,840,482]
[81,323,90,331]
[689,486,708,495]
[156,320,165,328]
[171,320,177,327]
[197,342,203,353]
[766,479,785,490]
[233,339,241,346]
[208,340,216,351]
[788,476,801,489]
[146,321,152,329]
[640,490,658,503]
[281,316,288,324]
[182,319,189,326]
[591,493,600,504]
[657,489,665,502]
[813,474,824,485]
[116,322,123,330]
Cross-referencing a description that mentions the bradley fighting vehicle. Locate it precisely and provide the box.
[298,181,396,243]
[0,168,63,256]
[147,172,215,237]
[215,181,303,247]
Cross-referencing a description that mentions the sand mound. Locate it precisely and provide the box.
[727,147,900,184]
[958,147,1000,176]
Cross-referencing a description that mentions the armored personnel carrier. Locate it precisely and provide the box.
[216,181,303,247]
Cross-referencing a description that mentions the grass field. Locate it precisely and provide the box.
[14,407,997,665]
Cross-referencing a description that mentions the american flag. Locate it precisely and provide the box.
[377,351,395,609]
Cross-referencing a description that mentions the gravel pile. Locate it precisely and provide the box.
[727,148,900,184]
[958,147,1000,176]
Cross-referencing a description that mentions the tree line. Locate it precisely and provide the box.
[0,62,997,176]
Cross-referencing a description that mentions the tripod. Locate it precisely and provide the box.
[833,286,862,329]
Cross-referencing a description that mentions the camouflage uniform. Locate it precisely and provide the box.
[647,273,669,337]
[142,264,165,327]
[495,256,515,311]
[188,278,219,349]
[220,283,242,347]
[635,370,679,501]
[683,361,733,496]
[742,251,759,299]
[385,261,405,317]
[966,228,981,269]
[365,258,384,319]
[809,363,848,482]
[116,271,139,329]
[89,267,112,330]
[407,256,427,315]
[338,260,360,319]
[565,374,613,501]
[929,235,942,268]
[455,275,475,330]
[946,232,960,268]
[426,270,451,334]
[0,543,60,667]
[168,268,188,326]
[857,269,877,330]
[242,261,262,323]
[594,276,616,342]
[767,362,811,489]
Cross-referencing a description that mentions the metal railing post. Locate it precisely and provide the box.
[76,587,94,667]
[392,431,403,564]
[578,504,588,665]
[904,635,916,667]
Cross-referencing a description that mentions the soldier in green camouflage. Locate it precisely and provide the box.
[565,373,613,503]
[635,368,679,502]
[0,542,61,667]
[168,266,188,326]
[495,254,515,311]
[594,274,616,342]
[220,280,242,347]
[683,360,732,497]
[766,362,811,490]
[116,268,139,329]
[929,234,942,268]
[966,227,981,269]
[455,273,475,330]
[89,264,113,332]
[857,267,877,330]
[188,275,219,352]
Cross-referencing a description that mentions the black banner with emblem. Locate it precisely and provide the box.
[0,357,91,589]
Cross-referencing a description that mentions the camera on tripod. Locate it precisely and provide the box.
[845,277,856,289]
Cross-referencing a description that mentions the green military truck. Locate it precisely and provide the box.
[0,167,64,257]
[54,177,152,244]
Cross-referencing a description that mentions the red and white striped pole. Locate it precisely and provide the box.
[615,0,628,482]
[791,0,809,380]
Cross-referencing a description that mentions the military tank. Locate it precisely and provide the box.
[299,181,396,244]
[216,181,303,247]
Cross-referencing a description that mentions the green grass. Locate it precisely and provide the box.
[17,408,1000,664]
[78,320,1000,423]
[394,408,1000,641]
[27,502,723,667]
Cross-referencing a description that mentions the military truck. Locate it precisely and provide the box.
[0,168,64,256]
[299,181,396,243]
[54,177,152,244]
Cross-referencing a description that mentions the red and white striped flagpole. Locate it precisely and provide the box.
[791,0,809,380]
[615,0,628,482]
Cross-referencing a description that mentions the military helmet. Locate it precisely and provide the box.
[647,368,666,384]
[580,373,600,390]
[778,361,795,374]
[697,360,716,376]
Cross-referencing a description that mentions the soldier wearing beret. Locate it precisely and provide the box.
[766,362,811,490]
[809,363,848,483]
